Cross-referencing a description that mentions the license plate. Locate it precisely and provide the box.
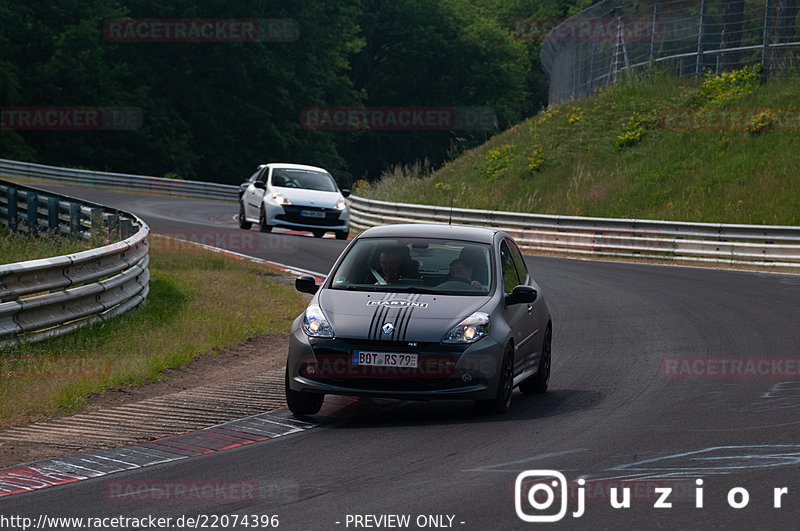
[300,209,326,218]
[352,351,418,368]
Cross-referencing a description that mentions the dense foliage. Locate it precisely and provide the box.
[0,0,581,185]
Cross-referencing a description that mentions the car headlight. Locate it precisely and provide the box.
[442,312,490,344]
[272,193,291,206]
[302,304,334,338]
[334,201,347,211]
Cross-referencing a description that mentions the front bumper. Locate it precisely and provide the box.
[264,203,349,231]
[287,323,504,401]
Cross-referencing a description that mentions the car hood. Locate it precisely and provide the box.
[272,187,343,208]
[318,290,490,342]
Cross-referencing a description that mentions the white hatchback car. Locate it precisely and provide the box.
[239,163,350,239]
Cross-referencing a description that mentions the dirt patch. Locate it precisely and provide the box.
[0,332,290,469]
[87,333,289,410]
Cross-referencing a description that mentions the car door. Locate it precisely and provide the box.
[508,238,546,374]
[239,170,258,199]
[244,167,269,220]
[499,239,537,377]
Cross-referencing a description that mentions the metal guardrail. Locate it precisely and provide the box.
[3,157,799,268]
[0,158,239,201]
[347,195,800,268]
[0,180,150,347]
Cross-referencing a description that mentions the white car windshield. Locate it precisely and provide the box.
[329,237,492,295]
[271,168,337,192]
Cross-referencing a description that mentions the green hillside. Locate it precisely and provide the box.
[356,68,800,226]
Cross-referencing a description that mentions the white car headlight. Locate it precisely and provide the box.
[442,312,490,344]
[272,193,291,206]
[303,304,334,338]
[334,201,347,211]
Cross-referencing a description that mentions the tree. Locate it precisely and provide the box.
[344,0,531,179]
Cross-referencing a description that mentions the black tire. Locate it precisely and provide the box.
[238,203,252,230]
[259,207,273,233]
[312,229,326,238]
[477,344,514,414]
[520,324,551,394]
[285,369,324,416]
[335,230,348,240]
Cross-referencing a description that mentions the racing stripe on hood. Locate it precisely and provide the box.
[391,306,408,341]
[368,302,386,341]
[368,293,396,340]
[388,293,416,341]
[396,293,420,341]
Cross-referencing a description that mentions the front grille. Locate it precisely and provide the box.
[309,377,478,392]
[303,347,461,383]
[276,205,342,226]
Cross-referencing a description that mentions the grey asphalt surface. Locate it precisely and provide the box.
[2,184,800,529]
[25,183,349,273]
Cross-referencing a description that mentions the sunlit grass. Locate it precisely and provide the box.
[0,235,306,426]
[0,224,96,264]
[358,71,800,226]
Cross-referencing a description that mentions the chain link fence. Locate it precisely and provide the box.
[539,0,800,104]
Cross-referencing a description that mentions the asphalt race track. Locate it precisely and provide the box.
[2,184,800,529]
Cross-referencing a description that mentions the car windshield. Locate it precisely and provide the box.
[329,237,492,295]
[271,168,337,192]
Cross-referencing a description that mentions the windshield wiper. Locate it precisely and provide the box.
[331,285,483,295]
[331,285,384,291]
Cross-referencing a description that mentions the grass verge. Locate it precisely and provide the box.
[357,68,800,226]
[0,224,97,264]
[0,235,306,427]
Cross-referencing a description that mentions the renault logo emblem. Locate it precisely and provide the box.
[382,322,394,335]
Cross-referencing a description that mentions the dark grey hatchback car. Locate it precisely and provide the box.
[286,223,552,415]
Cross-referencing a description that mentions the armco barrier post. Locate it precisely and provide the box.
[120,218,133,238]
[47,196,60,232]
[7,187,17,232]
[26,191,38,235]
[90,208,103,235]
[69,202,81,234]
[107,214,119,241]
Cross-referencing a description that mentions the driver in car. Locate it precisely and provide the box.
[378,247,404,284]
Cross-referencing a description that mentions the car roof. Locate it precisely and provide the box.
[357,223,499,244]
[263,163,330,173]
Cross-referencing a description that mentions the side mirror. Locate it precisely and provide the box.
[253,181,266,190]
[295,275,319,295]
[505,285,537,306]
[341,189,351,198]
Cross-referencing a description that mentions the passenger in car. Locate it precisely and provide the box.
[448,258,483,289]
[458,247,488,285]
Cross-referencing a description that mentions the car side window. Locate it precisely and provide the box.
[508,239,529,284]
[500,240,521,294]
[257,168,269,184]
